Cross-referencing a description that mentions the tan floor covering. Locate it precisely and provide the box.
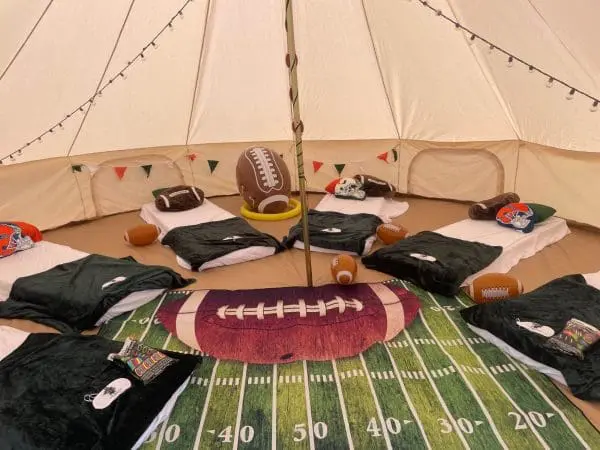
[7,194,600,429]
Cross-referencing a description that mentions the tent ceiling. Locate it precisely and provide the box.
[0,0,598,158]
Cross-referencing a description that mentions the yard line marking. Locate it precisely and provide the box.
[404,329,469,448]
[423,291,548,449]
[303,360,316,450]
[332,359,354,450]
[193,361,219,450]
[139,293,167,342]
[232,363,248,450]
[272,364,277,450]
[383,344,432,449]
[359,353,392,450]
[112,310,135,339]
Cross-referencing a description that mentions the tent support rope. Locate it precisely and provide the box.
[284,0,313,287]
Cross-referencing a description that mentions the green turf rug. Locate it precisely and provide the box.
[99,280,600,449]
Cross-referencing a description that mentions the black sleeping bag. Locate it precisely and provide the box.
[460,274,600,401]
[0,254,193,332]
[362,231,502,296]
[0,332,198,450]
[282,210,383,255]
[161,217,283,271]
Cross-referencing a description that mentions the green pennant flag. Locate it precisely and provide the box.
[141,164,153,178]
[334,163,345,176]
[71,164,83,173]
[208,160,219,174]
[392,149,398,162]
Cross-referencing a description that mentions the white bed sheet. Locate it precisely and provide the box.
[293,195,409,256]
[140,201,277,271]
[466,271,600,388]
[435,216,570,286]
[0,241,166,327]
[140,200,234,239]
[0,241,87,301]
[314,194,409,222]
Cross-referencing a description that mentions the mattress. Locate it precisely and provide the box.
[292,195,409,255]
[140,201,278,271]
[0,241,166,327]
[0,325,192,449]
[436,216,570,286]
[140,200,233,239]
[466,270,600,390]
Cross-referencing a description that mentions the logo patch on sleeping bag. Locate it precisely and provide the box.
[495,203,535,233]
[0,223,34,258]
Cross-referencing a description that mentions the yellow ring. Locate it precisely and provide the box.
[240,198,301,221]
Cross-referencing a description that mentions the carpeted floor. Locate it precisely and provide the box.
[15,193,600,435]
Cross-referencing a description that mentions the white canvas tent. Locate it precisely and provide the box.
[1,0,599,231]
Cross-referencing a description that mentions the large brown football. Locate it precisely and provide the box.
[236,146,291,213]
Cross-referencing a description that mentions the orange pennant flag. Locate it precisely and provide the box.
[377,151,389,163]
[312,161,323,173]
[114,166,127,180]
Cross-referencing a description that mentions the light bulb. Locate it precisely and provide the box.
[168,22,174,31]
[119,72,127,80]
[97,90,103,97]
[528,66,535,73]
[506,56,514,67]
[468,34,476,45]
[151,41,159,50]
[566,88,575,100]
[488,44,494,54]
[436,9,442,15]
[546,78,554,88]
[17,150,22,155]
[140,53,146,62]
[10,155,15,161]
[591,101,599,112]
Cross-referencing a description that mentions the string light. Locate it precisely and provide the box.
[414,0,600,113]
[1,0,194,165]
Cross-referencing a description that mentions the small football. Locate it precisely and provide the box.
[376,223,408,245]
[236,146,291,214]
[154,185,204,212]
[124,224,160,246]
[467,273,524,304]
[353,174,396,198]
[331,254,358,285]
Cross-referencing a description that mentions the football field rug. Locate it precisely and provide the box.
[99,280,600,450]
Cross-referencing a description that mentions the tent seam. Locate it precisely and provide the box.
[0,0,54,83]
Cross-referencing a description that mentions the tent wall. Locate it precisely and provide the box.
[3,139,600,232]
[1,0,599,230]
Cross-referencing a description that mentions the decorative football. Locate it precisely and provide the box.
[236,146,291,214]
[467,273,524,304]
[124,224,160,246]
[154,185,204,212]
[157,283,421,364]
[376,223,408,245]
[353,174,396,198]
[331,254,358,285]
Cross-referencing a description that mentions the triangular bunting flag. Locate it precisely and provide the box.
[71,164,83,173]
[334,164,345,176]
[141,164,153,178]
[114,166,127,180]
[377,151,389,163]
[187,153,197,162]
[208,160,219,174]
[392,149,398,162]
[312,161,323,173]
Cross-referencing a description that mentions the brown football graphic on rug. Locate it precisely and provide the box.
[331,254,357,284]
[154,185,204,212]
[124,224,160,246]
[236,146,291,214]
[467,273,524,304]
[157,283,421,364]
[376,223,408,245]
